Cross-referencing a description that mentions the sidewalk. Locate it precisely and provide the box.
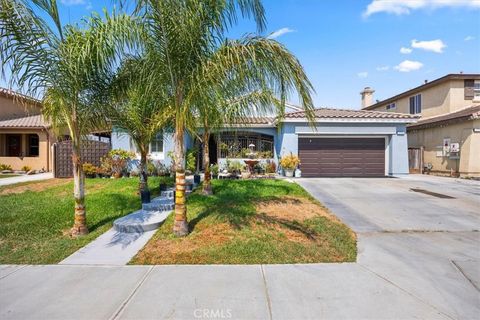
[0,263,452,320]
[0,172,53,187]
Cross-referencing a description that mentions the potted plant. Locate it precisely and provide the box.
[210,164,219,179]
[280,153,300,177]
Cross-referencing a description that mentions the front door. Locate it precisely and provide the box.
[7,134,22,157]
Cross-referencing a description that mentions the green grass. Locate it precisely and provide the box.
[0,176,173,264]
[132,179,357,264]
[0,174,20,179]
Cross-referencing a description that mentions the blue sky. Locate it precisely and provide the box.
[5,0,480,109]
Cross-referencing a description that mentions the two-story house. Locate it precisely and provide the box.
[0,88,56,172]
[361,73,480,177]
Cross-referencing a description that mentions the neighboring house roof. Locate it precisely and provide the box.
[0,87,42,107]
[407,105,480,130]
[363,73,480,111]
[0,114,49,129]
[283,107,419,122]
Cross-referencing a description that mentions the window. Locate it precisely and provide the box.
[386,103,396,110]
[27,134,39,157]
[150,133,163,153]
[474,80,480,100]
[409,94,421,114]
[218,132,274,158]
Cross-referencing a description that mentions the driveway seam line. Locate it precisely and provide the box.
[0,265,27,281]
[260,265,273,320]
[109,266,154,320]
[451,260,480,292]
[358,263,455,320]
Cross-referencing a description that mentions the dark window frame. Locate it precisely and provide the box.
[27,134,39,157]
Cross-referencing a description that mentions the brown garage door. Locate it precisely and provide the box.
[298,137,385,177]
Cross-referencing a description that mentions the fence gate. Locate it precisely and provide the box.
[408,147,423,174]
[54,140,110,178]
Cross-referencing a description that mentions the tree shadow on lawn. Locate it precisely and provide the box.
[188,180,319,239]
[87,193,141,232]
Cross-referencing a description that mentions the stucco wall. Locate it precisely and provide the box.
[0,129,53,171]
[0,95,41,120]
[279,121,409,175]
[111,122,411,176]
[408,119,480,176]
[369,79,477,117]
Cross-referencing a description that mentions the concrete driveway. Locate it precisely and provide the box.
[1,175,479,319]
[297,175,480,320]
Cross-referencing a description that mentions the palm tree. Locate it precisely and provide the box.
[101,57,172,197]
[0,0,137,236]
[128,0,315,236]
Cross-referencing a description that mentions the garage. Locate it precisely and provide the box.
[298,137,386,177]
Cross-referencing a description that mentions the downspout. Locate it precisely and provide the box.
[44,126,50,172]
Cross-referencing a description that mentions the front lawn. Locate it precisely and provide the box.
[132,179,356,264]
[0,174,20,179]
[0,176,173,264]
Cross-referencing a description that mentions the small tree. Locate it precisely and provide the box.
[101,58,172,196]
[1,0,137,235]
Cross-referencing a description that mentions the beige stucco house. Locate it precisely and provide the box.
[0,88,56,172]
[361,73,480,177]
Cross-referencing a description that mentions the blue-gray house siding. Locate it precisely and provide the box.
[110,110,416,176]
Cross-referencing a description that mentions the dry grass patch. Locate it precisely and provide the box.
[0,178,71,195]
[131,179,357,265]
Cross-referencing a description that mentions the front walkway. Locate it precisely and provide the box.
[1,175,478,319]
[0,172,53,187]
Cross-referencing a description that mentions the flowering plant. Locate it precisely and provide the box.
[279,153,300,170]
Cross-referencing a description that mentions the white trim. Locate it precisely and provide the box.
[296,134,390,176]
[283,118,417,124]
[219,123,275,128]
[296,131,394,135]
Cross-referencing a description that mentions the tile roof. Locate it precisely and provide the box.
[233,116,274,125]
[408,105,480,130]
[284,107,420,120]
[0,87,41,106]
[0,114,49,129]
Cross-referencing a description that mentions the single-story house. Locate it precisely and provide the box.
[112,107,419,177]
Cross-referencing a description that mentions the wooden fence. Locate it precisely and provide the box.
[54,140,110,178]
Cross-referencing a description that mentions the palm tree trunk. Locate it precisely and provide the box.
[202,131,213,195]
[70,136,88,236]
[139,149,148,194]
[173,124,189,236]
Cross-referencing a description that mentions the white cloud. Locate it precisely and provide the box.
[363,0,480,17]
[400,47,412,54]
[268,28,295,39]
[376,66,390,71]
[394,60,424,72]
[357,71,368,78]
[411,39,446,53]
[464,35,475,41]
[61,0,85,5]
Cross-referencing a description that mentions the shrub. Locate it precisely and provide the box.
[186,148,198,173]
[147,161,157,176]
[0,164,13,171]
[227,160,244,174]
[280,153,300,170]
[210,164,219,176]
[82,163,98,178]
[21,165,31,172]
[265,161,277,174]
[108,149,135,160]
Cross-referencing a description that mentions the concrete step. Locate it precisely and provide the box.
[113,209,172,233]
[160,190,174,199]
[142,197,175,212]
